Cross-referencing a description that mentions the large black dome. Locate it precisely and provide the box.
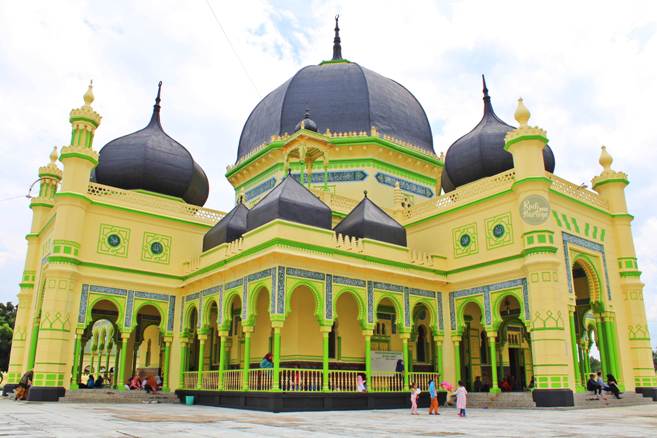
[442,78,555,192]
[237,61,434,161]
[94,84,209,206]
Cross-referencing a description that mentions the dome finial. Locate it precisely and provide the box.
[482,74,493,114]
[332,14,342,60]
[599,145,613,172]
[83,80,94,107]
[149,81,163,126]
[49,146,58,164]
[482,74,489,98]
[155,80,162,106]
[363,190,368,198]
[514,97,530,127]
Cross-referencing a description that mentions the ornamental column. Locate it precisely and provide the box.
[179,336,189,388]
[162,337,172,392]
[401,332,410,388]
[434,335,444,377]
[363,329,373,387]
[271,324,282,391]
[488,334,500,393]
[452,336,461,384]
[218,331,228,390]
[567,306,584,392]
[242,326,253,390]
[117,332,130,391]
[592,146,653,390]
[321,325,331,391]
[70,329,83,389]
[506,98,574,406]
[196,329,208,390]
[6,147,62,385]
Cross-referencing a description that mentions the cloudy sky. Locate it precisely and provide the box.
[0,0,655,347]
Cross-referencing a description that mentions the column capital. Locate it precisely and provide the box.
[399,333,410,341]
[218,330,229,337]
[319,325,332,334]
[242,325,254,334]
[271,320,285,329]
[361,329,374,337]
[120,332,131,341]
[197,334,208,341]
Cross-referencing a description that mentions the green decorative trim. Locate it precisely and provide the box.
[141,232,172,264]
[47,255,81,265]
[522,246,558,256]
[620,271,642,278]
[319,58,351,65]
[504,134,549,150]
[485,212,513,250]
[69,115,100,127]
[40,311,71,332]
[33,371,65,387]
[452,223,478,258]
[52,239,80,257]
[531,310,564,331]
[59,151,98,166]
[29,202,54,209]
[511,176,552,189]
[592,177,629,189]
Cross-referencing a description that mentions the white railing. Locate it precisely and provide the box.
[182,371,197,389]
[248,369,273,391]
[222,369,243,391]
[87,182,225,225]
[279,368,323,392]
[548,173,609,209]
[200,370,219,390]
[370,372,404,392]
[409,372,438,391]
[328,370,360,392]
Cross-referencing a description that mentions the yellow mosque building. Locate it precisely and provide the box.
[5,19,656,410]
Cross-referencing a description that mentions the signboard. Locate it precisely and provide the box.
[371,350,403,372]
[519,194,550,225]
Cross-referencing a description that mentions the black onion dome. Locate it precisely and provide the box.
[237,62,434,161]
[95,82,209,206]
[203,202,249,251]
[246,173,332,232]
[295,108,318,132]
[334,192,407,246]
[442,77,555,192]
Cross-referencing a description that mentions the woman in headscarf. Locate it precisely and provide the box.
[15,370,33,400]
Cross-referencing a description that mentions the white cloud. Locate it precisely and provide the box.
[0,0,656,348]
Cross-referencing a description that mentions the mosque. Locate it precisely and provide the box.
[5,18,656,410]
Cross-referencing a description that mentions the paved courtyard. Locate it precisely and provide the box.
[1,399,656,437]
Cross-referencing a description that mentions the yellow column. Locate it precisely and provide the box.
[242,327,253,390]
[196,332,208,390]
[401,333,410,388]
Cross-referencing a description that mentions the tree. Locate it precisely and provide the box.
[653,348,656,371]
[589,356,601,373]
[0,302,17,372]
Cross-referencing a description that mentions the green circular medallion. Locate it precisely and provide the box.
[107,234,121,247]
[150,241,164,255]
[459,234,471,248]
[493,223,505,238]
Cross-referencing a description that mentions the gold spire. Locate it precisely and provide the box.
[514,97,530,127]
[599,145,613,172]
[49,146,58,164]
[83,80,94,107]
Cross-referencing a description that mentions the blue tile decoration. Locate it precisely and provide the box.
[333,276,366,288]
[167,295,175,332]
[201,287,220,297]
[408,288,435,298]
[241,281,248,320]
[135,291,169,301]
[197,294,203,328]
[375,172,434,198]
[270,269,277,314]
[291,170,367,184]
[562,232,612,301]
[184,292,200,303]
[436,292,444,330]
[372,282,403,293]
[286,267,325,281]
[325,274,333,320]
[125,290,134,328]
[245,177,276,201]
[277,266,285,314]
[78,284,89,324]
[225,278,244,290]
[450,278,531,329]
[90,285,128,296]
[403,287,411,326]
[248,268,273,283]
[367,281,374,324]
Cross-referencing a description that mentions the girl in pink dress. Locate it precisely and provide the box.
[410,382,420,415]
[456,380,467,417]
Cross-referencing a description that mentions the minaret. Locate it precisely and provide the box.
[592,146,656,394]
[27,82,102,400]
[5,147,63,385]
[504,99,578,405]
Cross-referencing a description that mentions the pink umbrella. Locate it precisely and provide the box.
[440,381,454,391]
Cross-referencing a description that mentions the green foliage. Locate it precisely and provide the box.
[589,356,601,373]
[0,302,17,371]
[653,349,656,371]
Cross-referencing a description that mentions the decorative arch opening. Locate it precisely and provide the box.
[495,295,532,392]
[281,284,322,368]
[251,287,273,367]
[126,304,162,379]
[459,301,484,391]
[411,302,433,370]
[333,292,365,363]
[76,299,120,389]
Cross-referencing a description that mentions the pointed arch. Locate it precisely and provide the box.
[333,288,366,325]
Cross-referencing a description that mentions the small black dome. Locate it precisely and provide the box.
[334,192,407,246]
[203,202,249,251]
[94,83,209,206]
[237,62,434,161]
[442,77,555,192]
[295,109,318,132]
[246,174,332,232]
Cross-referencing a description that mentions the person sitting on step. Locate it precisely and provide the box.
[606,374,622,399]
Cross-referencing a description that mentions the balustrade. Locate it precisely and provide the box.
[248,368,273,391]
[369,372,404,392]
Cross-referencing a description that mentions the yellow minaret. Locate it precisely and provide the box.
[27,82,101,399]
[592,146,656,394]
[505,98,578,404]
[5,147,63,385]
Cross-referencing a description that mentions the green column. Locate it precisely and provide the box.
[117,336,129,391]
[323,163,329,191]
[322,330,330,391]
[70,334,82,389]
[196,334,207,390]
[113,344,120,389]
[364,333,372,387]
[582,344,591,376]
[218,334,227,390]
[402,337,409,388]
[594,318,608,376]
[105,347,111,378]
[453,340,461,384]
[179,340,188,388]
[162,340,171,392]
[603,318,619,380]
[435,339,443,376]
[609,320,624,389]
[242,331,252,391]
[27,318,40,371]
[489,337,500,393]
[272,327,281,391]
[577,341,587,388]
[568,311,584,391]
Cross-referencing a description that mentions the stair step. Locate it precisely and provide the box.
[60,389,179,404]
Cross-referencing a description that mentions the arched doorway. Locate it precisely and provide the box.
[224,294,243,369]
[251,287,272,367]
[411,302,432,371]
[186,307,199,372]
[281,285,321,367]
[76,299,120,389]
[460,302,484,391]
[496,295,532,391]
[126,305,162,380]
[333,292,365,366]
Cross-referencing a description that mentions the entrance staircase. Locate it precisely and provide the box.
[463,392,536,409]
[573,391,655,409]
[60,389,179,404]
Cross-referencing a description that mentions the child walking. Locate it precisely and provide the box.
[410,382,421,415]
[456,380,467,417]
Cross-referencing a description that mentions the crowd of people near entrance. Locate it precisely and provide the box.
[587,371,622,400]
[409,374,468,417]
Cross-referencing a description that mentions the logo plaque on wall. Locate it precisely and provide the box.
[519,194,550,225]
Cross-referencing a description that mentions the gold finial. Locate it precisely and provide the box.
[599,145,613,171]
[49,146,58,164]
[83,80,94,107]
[514,97,530,127]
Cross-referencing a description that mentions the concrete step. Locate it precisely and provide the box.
[574,391,654,408]
[457,392,536,409]
[60,389,179,404]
